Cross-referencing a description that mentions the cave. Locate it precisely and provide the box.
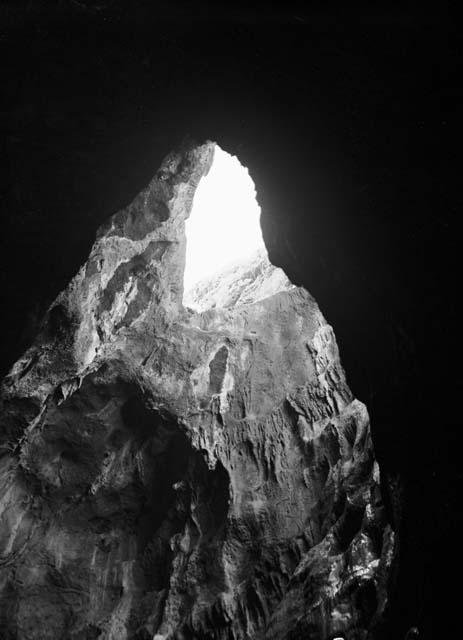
[182,144,292,315]
[1,361,232,639]
[0,138,395,639]
[0,5,457,639]
[183,144,265,302]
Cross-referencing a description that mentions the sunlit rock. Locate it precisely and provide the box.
[0,141,395,639]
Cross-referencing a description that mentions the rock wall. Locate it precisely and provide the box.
[0,141,395,639]
[183,247,294,313]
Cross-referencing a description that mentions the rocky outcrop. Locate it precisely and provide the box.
[183,248,294,313]
[0,141,395,639]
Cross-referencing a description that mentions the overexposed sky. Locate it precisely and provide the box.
[183,145,265,291]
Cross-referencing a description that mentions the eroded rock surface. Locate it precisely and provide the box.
[0,142,395,639]
[183,248,294,313]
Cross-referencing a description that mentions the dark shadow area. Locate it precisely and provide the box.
[208,346,229,395]
[3,361,231,638]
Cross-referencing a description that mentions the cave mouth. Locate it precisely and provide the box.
[183,144,267,310]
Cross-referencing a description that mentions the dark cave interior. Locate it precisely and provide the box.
[5,361,232,639]
[0,2,460,637]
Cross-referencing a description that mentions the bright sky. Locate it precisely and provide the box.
[183,145,265,292]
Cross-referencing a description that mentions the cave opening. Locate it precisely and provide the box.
[183,144,266,310]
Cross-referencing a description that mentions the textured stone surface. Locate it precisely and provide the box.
[0,141,395,639]
[183,248,294,313]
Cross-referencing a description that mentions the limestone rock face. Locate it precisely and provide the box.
[0,142,395,639]
[183,248,294,313]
